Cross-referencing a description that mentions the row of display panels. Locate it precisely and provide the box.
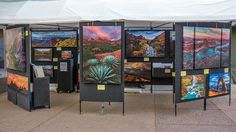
[4,26,174,74]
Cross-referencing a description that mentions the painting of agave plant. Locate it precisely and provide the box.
[4,27,26,72]
[82,26,122,84]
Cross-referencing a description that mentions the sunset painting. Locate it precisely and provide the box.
[124,62,151,83]
[7,73,29,91]
[183,26,194,70]
[181,75,205,100]
[5,27,26,72]
[194,27,221,69]
[82,26,121,84]
[209,73,230,97]
[32,31,77,47]
[221,29,230,67]
[126,31,165,57]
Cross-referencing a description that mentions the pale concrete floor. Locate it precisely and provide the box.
[0,85,236,132]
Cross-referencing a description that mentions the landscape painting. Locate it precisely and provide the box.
[41,65,53,78]
[61,50,73,59]
[124,62,151,83]
[126,31,165,57]
[181,75,205,100]
[209,73,230,97]
[7,73,28,91]
[82,26,121,84]
[194,27,221,69]
[183,26,194,70]
[221,28,230,67]
[5,27,26,72]
[32,31,77,47]
[34,48,52,61]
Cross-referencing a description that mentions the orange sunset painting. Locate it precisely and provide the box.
[82,26,121,84]
[7,73,29,91]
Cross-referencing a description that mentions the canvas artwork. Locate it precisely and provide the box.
[181,75,205,100]
[5,27,26,71]
[209,73,230,97]
[126,31,165,57]
[124,62,151,83]
[183,26,194,70]
[7,73,28,91]
[195,27,221,69]
[34,48,52,61]
[32,31,77,47]
[41,65,53,77]
[82,26,122,84]
[61,50,73,59]
[221,28,230,67]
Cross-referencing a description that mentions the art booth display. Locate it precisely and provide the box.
[82,26,122,84]
[31,31,77,47]
[124,62,151,83]
[4,27,26,72]
[126,30,165,58]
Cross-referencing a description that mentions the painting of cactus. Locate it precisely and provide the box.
[82,26,121,84]
[126,30,165,57]
[4,27,26,72]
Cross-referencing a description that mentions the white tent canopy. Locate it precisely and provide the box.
[0,0,236,24]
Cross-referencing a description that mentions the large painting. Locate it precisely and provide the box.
[221,29,230,67]
[209,73,230,97]
[5,27,26,72]
[181,75,205,100]
[126,31,165,57]
[7,73,28,91]
[82,26,121,84]
[34,48,52,61]
[124,62,151,83]
[183,26,194,70]
[194,27,221,69]
[41,65,53,78]
[32,31,77,47]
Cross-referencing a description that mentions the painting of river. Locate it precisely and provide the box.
[183,26,194,70]
[124,62,151,83]
[194,27,221,69]
[126,31,165,57]
[221,29,230,67]
[181,75,205,100]
[82,26,121,84]
[209,73,230,97]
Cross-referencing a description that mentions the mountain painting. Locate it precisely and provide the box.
[32,31,77,47]
[183,26,194,70]
[221,28,230,67]
[4,27,26,72]
[126,31,165,57]
[194,27,221,69]
[82,26,122,84]
[209,73,230,97]
[124,62,151,83]
[34,48,52,61]
[7,73,28,91]
[181,75,205,100]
